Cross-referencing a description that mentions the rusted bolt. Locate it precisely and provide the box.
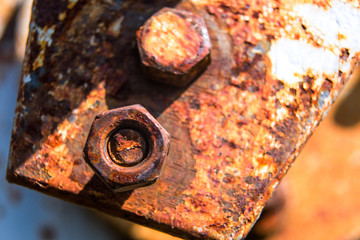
[136,7,211,87]
[83,104,170,193]
[107,128,148,167]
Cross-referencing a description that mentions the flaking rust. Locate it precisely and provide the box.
[6,0,360,239]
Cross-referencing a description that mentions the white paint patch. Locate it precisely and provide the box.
[268,38,339,85]
[37,26,55,47]
[33,26,56,70]
[295,0,360,58]
[23,74,31,83]
[276,107,288,121]
[269,1,360,85]
[258,165,269,176]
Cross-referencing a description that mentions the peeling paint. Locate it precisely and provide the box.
[268,39,339,85]
[295,0,360,57]
[23,75,31,84]
[33,25,55,70]
[6,0,360,239]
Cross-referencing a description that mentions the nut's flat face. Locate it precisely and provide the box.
[84,105,170,192]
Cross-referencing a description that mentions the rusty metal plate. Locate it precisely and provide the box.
[6,0,360,239]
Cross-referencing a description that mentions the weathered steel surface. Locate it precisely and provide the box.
[84,104,170,193]
[6,0,360,239]
[136,7,211,86]
[262,68,360,240]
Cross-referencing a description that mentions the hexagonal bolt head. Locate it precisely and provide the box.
[136,7,211,87]
[83,104,170,193]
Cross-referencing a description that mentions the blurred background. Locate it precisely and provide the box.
[0,1,359,239]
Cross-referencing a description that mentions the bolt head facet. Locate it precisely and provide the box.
[136,8,211,87]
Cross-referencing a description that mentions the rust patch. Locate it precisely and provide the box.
[137,7,211,87]
[108,128,148,166]
[7,0,360,239]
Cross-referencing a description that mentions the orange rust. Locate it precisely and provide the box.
[108,128,147,166]
[6,0,360,239]
[142,11,202,71]
[137,7,211,87]
[83,104,170,192]
[115,135,142,154]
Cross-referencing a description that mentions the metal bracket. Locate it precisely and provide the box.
[6,0,360,239]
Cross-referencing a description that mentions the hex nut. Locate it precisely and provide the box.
[83,104,170,193]
[136,7,211,87]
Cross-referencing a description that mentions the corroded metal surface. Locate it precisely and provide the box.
[6,0,360,239]
[108,128,147,167]
[136,7,211,86]
[84,104,170,193]
[262,68,360,240]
